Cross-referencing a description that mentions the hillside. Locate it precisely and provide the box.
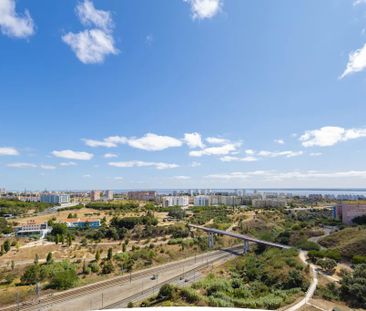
[319,227,366,258]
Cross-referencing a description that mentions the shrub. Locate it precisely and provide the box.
[88,262,100,273]
[158,284,175,300]
[102,261,115,274]
[48,261,78,290]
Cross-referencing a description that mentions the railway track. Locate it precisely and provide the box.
[104,250,236,309]
[1,246,242,311]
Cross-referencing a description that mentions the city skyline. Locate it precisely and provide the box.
[1,0,366,189]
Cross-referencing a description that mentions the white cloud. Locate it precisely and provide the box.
[206,170,366,181]
[174,175,191,180]
[0,0,34,38]
[206,137,229,145]
[257,150,303,158]
[83,174,92,178]
[59,161,77,166]
[76,0,113,30]
[354,0,366,6]
[274,139,285,145]
[245,149,255,155]
[40,164,56,170]
[0,147,19,156]
[104,153,118,158]
[189,143,239,157]
[62,29,118,64]
[184,132,205,148]
[114,176,123,180]
[109,161,179,170]
[220,156,258,162]
[7,162,37,168]
[191,161,201,167]
[84,136,127,148]
[185,0,222,20]
[63,1,118,64]
[84,138,117,148]
[127,133,183,151]
[84,133,183,151]
[300,126,366,147]
[310,152,323,157]
[340,43,366,78]
[52,150,94,160]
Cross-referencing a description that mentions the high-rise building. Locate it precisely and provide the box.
[105,190,113,201]
[40,193,70,205]
[90,190,101,201]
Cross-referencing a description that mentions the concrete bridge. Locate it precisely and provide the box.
[188,224,291,254]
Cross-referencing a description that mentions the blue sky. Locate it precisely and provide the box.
[1,0,366,190]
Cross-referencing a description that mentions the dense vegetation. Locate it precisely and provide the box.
[0,199,51,216]
[145,248,308,309]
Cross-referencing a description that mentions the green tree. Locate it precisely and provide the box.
[21,264,41,285]
[34,254,39,265]
[317,258,337,274]
[46,252,53,264]
[95,249,101,262]
[48,261,78,290]
[67,234,72,247]
[102,261,114,274]
[107,248,113,261]
[340,264,366,308]
[3,240,11,253]
[122,243,127,252]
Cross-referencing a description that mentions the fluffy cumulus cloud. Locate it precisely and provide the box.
[189,143,239,157]
[0,147,19,156]
[128,133,182,151]
[109,161,179,170]
[52,150,94,160]
[62,0,118,64]
[62,29,118,64]
[206,137,229,145]
[76,0,113,30]
[300,126,366,147]
[185,0,222,19]
[84,133,182,151]
[184,132,205,148]
[0,0,34,38]
[340,43,366,78]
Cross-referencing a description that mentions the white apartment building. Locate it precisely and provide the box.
[194,195,210,206]
[162,196,189,207]
[40,193,70,205]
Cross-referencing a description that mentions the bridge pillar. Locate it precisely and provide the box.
[208,233,214,248]
[243,240,249,254]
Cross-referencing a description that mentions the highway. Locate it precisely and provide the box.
[0,246,242,311]
[188,224,292,249]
